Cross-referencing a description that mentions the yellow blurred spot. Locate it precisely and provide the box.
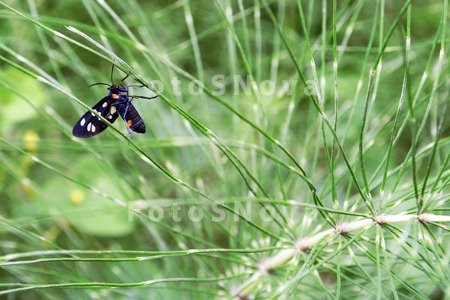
[69,189,86,204]
[43,224,60,243]
[21,178,35,198]
[23,130,40,152]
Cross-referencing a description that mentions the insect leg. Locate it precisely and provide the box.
[129,95,158,101]
[126,84,144,88]
[119,74,130,87]
[125,84,158,100]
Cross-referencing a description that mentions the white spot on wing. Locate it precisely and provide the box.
[91,124,96,132]
[102,102,107,108]
[80,118,86,126]
[110,106,117,114]
[87,123,92,132]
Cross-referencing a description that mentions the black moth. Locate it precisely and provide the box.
[72,72,156,138]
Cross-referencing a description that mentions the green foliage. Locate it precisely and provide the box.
[0,0,448,298]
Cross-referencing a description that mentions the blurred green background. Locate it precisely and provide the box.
[0,0,448,298]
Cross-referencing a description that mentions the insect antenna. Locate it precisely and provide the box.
[110,64,115,84]
[110,63,130,87]
[88,82,111,88]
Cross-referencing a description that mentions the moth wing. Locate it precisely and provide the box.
[116,101,146,134]
[72,97,119,138]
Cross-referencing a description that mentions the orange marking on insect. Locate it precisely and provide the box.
[127,120,133,127]
[112,94,119,99]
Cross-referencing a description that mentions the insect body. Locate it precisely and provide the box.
[72,75,156,138]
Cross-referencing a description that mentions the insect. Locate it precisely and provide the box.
[72,67,157,138]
